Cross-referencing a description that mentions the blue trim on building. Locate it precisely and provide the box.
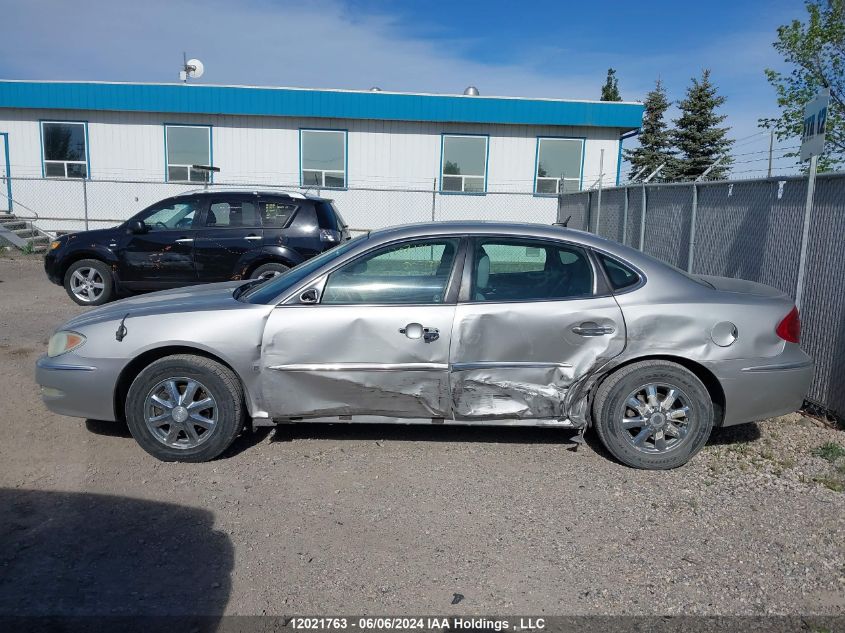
[532,136,586,196]
[0,132,11,211]
[439,133,490,195]
[39,119,91,179]
[163,123,213,184]
[0,81,644,130]
[298,128,349,190]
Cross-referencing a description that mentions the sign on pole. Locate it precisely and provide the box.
[800,87,830,162]
[795,87,829,310]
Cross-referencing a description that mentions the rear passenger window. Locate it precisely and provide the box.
[599,254,640,290]
[206,200,261,228]
[261,201,298,228]
[471,239,593,302]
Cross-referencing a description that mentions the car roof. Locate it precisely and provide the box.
[363,221,667,273]
[175,187,329,201]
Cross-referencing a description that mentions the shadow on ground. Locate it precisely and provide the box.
[0,488,233,631]
[269,421,580,446]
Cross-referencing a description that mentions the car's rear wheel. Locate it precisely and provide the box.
[250,262,290,281]
[63,259,115,306]
[592,360,714,469]
[125,354,246,462]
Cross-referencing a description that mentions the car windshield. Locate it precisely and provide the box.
[238,235,367,304]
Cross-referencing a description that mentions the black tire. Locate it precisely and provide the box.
[63,258,115,306]
[125,354,246,462]
[592,360,714,470]
[250,262,290,281]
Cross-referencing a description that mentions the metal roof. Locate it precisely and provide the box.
[0,80,644,130]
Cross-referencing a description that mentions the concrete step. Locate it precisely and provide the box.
[0,221,27,231]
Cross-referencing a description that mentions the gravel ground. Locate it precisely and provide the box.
[0,254,843,618]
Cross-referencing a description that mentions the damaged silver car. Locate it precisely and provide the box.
[36,222,813,469]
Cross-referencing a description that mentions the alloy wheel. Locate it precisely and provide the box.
[621,383,692,453]
[69,267,105,302]
[144,377,218,449]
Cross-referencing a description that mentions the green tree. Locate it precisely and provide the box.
[600,68,622,101]
[670,70,733,181]
[760,0,844,171]
[623,79,673,181]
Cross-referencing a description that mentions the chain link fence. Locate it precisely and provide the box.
[1,172,842,420]
[557,173,845,420]
[1,176,559,235]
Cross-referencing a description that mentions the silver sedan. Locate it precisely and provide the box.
[36,222,813,469]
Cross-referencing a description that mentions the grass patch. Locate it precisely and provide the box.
[812,442,845,463]
[813,476,844,493]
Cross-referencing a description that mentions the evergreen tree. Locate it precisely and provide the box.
[670,70,734,180]
[600,68,622,101]
[623,79,672,181]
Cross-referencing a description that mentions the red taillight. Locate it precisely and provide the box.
[776,306,801,343]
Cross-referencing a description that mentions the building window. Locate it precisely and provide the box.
[300,129,346,188]
[535,137,583,194]
[165,125,212,182]
[441,135,487,193]
[41,121,88,178]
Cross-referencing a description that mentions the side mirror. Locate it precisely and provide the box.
[127,219,147,234]
[299,288,319,304]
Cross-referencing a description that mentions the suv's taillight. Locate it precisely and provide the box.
[776,306,801,343]
[320,229,340,243]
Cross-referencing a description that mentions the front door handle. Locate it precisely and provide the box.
[571,322,615,336]
[175,237,194,244]
[399,323,440,343]
[244,235,262,241]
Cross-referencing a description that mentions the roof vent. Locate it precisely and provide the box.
[463,86,480,96]
[369,86,382,92]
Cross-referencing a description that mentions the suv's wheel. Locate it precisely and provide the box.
[250,262,290,281]
[63,259,115,306]
[592,360,714,469]
[125,354,246,462]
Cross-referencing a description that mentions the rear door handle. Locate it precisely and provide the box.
[175,237,194,243]
[571,322,615,336]
[244,235,262,241]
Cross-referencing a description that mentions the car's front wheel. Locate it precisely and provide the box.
[125,354,246,462]
[63,259,115,306]
[592,360,714,469]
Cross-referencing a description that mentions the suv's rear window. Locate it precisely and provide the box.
[316,201,346,231]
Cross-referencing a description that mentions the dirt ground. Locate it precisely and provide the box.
[1,254,843,619]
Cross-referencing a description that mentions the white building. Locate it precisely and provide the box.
[0,80,643,232]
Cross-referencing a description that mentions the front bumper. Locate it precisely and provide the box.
[44,250,63,285]
[36,355,121,421]
[705,345,814,426]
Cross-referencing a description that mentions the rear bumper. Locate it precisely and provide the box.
[705,345,814,426]
[35,355,120,421]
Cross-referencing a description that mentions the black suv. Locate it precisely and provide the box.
[45,189,350,305]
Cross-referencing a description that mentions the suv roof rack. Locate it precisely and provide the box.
[176,187,310,199]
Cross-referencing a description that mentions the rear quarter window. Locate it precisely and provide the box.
[598,253,641,290]
[261,200,299,228]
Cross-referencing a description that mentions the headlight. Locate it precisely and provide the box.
[47,331,86,357]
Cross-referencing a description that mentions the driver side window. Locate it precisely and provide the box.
[141,200,199,232]
[321,238,460,305]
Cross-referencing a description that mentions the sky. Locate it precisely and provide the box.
[1,0,807,178]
